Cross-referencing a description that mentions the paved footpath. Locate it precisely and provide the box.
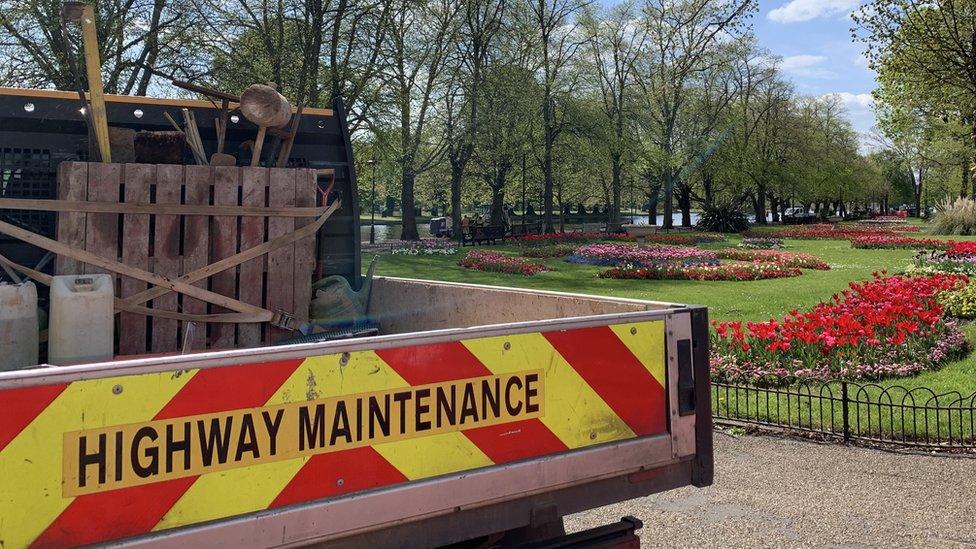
[565,433,976,548]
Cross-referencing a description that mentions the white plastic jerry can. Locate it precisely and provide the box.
[0,281,39,370]
[49,274,114,365]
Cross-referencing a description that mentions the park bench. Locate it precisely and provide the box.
[462,225,507,246]
[509,221,543,237]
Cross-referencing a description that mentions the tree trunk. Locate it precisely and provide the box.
[970,118,976,197]
[542,99,556,233]
[610,152,622,226]
[400,171,419,240]
[662,169,675,229]
[647,176,661,227]
[678,185,692,227]
[753,186,767,225]
[769,195,780,223]
[450,160,463,242]
[963,157,971,199]
[489,168,508,226]
[702,172,715,209]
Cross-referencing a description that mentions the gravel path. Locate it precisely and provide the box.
[565,433,976,548]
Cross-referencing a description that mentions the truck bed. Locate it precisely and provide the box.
[0,278,711,548]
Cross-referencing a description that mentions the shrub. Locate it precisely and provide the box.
[932,197,976,235]
[696,205,750,233]
[458,251,551,275]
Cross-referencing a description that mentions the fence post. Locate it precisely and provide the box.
[841,381,850,443]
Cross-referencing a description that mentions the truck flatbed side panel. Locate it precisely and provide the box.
[0,317,671,547]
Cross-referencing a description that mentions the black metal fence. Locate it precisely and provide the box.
[712,378,976,449]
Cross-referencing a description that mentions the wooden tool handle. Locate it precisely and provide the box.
[251,126,267,167]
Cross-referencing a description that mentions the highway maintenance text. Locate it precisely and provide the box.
[63,370,543,496]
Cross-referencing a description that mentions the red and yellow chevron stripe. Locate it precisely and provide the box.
[0,320,666,548]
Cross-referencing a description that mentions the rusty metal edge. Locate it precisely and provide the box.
[108,435,683,548]
[0,277,689,389]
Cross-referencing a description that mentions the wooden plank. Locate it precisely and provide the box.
[118,163,153,355]
[0,87,335,117]
[119,200,338,308]
[55,161,88,275]
[238,167,266,347]
[266,168,296,343]
[0,197,327,217]
[151,164,183,352]
[182,165,211,351]
[292,169,318,325]
[210,166,240,349]
[0,218,271,316]
[83,162,121,274]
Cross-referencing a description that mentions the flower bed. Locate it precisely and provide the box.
[519,244,577,258]
[568,243,716,267]
[389,240,458,255]
[711,274,969,383]
[849,234,948,250]
[616,232,727,245]
[739,236,784,249]
[907,250,976,276]
[750,223,920,241]
[599,262,802,281]
[861,215,912,225]
[714,248,830,270]
[514,231,603,247]
[458,250,551,275]
[939,280,976,318]
[946,241,976,257]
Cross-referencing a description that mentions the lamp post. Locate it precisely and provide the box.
[367,159,377,244]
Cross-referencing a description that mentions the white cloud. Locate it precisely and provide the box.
[768,0,861,23]
[780,54,827,71]
[830,92,874,109]
[780,54,836,79]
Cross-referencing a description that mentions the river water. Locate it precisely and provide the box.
[359,213,705,243]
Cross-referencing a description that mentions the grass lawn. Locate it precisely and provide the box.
[365,233,976,398]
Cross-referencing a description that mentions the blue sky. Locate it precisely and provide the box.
[755,0,876,141]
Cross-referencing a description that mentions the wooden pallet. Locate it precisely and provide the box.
[55,162,319,354]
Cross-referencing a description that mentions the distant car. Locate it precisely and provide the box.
[782,207,815,225]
